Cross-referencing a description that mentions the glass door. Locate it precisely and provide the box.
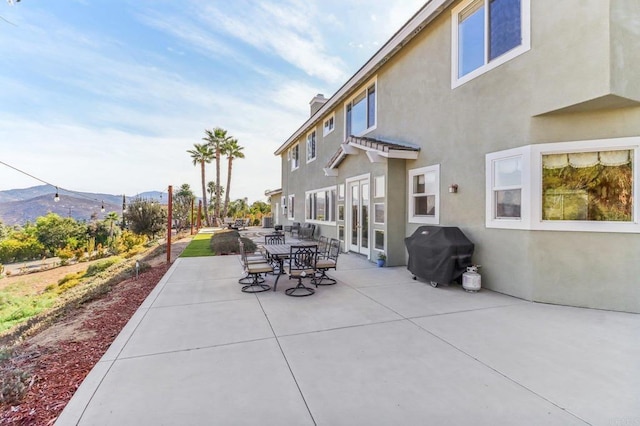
[348,177,370,255]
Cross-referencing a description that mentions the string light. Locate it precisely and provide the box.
[1,159,109,210]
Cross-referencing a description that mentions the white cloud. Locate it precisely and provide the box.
[0,0,428,205]
[196,1,349,84]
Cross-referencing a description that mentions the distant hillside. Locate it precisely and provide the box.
[0,185,169,226]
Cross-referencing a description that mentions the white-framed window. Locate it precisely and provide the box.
[338,225,345,243]
[281,196,287,215]
[486,137,640,233]
[305,186,337,224]
[452,0,530,87]
[323,114,335,136]
[338,183,345,201]
[338,204,344,221]
[374,229,385,251]
[374,203,385,224]
[306,129,317,163]
[291,144,299,170]
[288,194,295,219]
[374,175,385,198]
[345,78,376,138]
[408,165,440,224]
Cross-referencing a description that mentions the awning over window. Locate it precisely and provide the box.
[324,136,420,176]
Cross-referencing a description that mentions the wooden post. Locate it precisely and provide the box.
[167,185,173,264]
[190,198,194,235]
[197,200,202,229]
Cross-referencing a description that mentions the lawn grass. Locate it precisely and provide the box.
[179,233,214,257]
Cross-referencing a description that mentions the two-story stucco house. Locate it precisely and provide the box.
[274,0,640,313]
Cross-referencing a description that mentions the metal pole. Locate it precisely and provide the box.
[167,185,173,264]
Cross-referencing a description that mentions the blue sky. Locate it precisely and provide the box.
[0,0,424,203]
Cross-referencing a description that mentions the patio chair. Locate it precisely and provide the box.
[238,238,273,293]
[283,244,318,297]
[299,223,316,240]
[313,238,340,287]
[316,235,329,258]
[265,233,286,245]
[290,222,301,238]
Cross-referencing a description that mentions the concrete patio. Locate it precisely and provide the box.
[57,247,639,425]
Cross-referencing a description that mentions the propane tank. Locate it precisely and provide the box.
[462,265,481,292]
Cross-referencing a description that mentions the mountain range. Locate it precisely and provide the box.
[0,185,167,226]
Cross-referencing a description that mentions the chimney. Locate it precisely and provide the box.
[309,94,328,116]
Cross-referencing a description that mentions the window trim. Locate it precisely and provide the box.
[344,77,377,138]
[486,146,531,229]
[306,129,317,163]
[486,137,640,233]
[451,0,531,88]
[323,113,335,137]
[408,164,440,224]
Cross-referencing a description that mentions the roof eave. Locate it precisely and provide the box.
[274,0,454,156]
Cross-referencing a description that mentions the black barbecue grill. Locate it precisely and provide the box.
[404,226,474,287]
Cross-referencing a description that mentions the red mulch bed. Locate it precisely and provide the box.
[0,263,170,426]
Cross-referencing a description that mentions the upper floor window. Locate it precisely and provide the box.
[306,130,316,163]
[323,114,335,136]
[486,137,640,233]
[345,80,376,137]
[291,144,299,170]
[408,164,440,224]
[452,0,530,87]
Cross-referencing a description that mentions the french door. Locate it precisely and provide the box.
[347,175,370,256]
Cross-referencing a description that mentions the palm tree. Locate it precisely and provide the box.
[203,127,232,222]
[104,212,120,239]
[221,138,245,218]
[207,180,224,219]
[187,143,215,226]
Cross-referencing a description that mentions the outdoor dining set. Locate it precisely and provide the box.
[238,231,341,297]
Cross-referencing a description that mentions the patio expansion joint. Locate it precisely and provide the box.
[404,302,530,320]
[272,317,409,340]
[147,297,247,310]
[113,335,278,362]
[255,294,318,426]
[408,318,591,425]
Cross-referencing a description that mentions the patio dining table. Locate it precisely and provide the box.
[263,242,317,292]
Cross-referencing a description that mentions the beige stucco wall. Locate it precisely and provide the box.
[278,0,640,312]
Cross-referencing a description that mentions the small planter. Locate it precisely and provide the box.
[376,259,385,267]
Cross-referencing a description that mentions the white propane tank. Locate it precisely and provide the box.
[462,265,481,292]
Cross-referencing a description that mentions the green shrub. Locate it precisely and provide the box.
[58,271,85,285]
[0,366,32,405]
[210,230,256,255]
[85,257,120,277]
